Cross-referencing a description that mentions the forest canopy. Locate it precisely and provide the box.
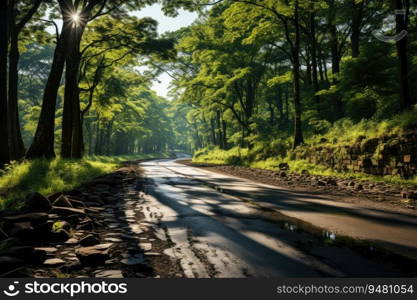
[167,0,417,161]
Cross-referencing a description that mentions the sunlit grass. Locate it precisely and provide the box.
[194,147,250,166]
[258,158,417,186]
[0,153,169,210]
[193,148,417,186]
[86,153,170,164]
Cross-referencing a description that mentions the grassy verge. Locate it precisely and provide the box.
[193,148,417,186]
[0,153,169,210]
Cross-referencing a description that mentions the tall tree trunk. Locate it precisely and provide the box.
[322,54,329,84]
[351,0,363,58]
[8,0,41,161]
[292,0,304,149]
[26,21,71,159]
[193,123,202,149]
[0,0,10,167]
[329,23,340,79]
[284,85,289,132]
[318,57,324,82]
[310,12,320,106]
[216,110,224,149]
[305,44,312,85]
[221,118,227,149]
[394,0,414,110]
[327,0,340,80]
[62,25,84,159]
[94,117,101,155]
[210,118,216,146]
[8,19,26,160]
[276,86,284,128]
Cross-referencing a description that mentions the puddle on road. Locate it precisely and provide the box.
[194,179,417,275]
[266,208,417,277]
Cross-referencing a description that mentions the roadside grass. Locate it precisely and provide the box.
[193,148,417,186]
[0,153,169,211]
[193,147,250,165]
[253,158,417,186]
[86,153,170,164]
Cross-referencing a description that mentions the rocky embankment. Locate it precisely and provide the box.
[0,164,183,278]
[183,161,417,210]
[292,131,417,179]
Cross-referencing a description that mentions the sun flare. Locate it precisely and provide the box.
[71,12,81,24]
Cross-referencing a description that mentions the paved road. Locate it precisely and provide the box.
[139,159,417,278]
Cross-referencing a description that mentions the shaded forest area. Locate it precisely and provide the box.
[0,0,416,177]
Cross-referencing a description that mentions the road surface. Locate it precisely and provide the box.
[138,159,417,278]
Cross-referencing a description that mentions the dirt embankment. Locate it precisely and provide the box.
[181,160,417,212]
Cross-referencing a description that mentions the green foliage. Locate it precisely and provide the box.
[5,0,417,193]
[0,154,167,210]
[193,136,291,166]
[52,221,70,234]
[194,147,250,165]
[307,106,417,146]
[167,0,417,163]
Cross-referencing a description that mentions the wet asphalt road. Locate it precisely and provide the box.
[138,159,417,278]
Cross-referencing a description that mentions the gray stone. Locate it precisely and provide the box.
[35,247,58,254]
[24,193,52,212]
[316,180,326,186]
[44,258,66,266]
[95,270,124,278]
[120,234,136,240]
[51,207,86,216]
[79,234,100,246]
[3,212,48,223]
[145,252,161,256]
[7,222,33,236]
[52,195,73,208]
[75,247,109,266]
[138,243,152,252]
[121,257,144,266]
[93,243,114,250]
[105,237,122,243]
[65,238,79,245]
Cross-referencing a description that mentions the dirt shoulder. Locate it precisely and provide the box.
[180,160,417,215]
[0,161,183,278]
